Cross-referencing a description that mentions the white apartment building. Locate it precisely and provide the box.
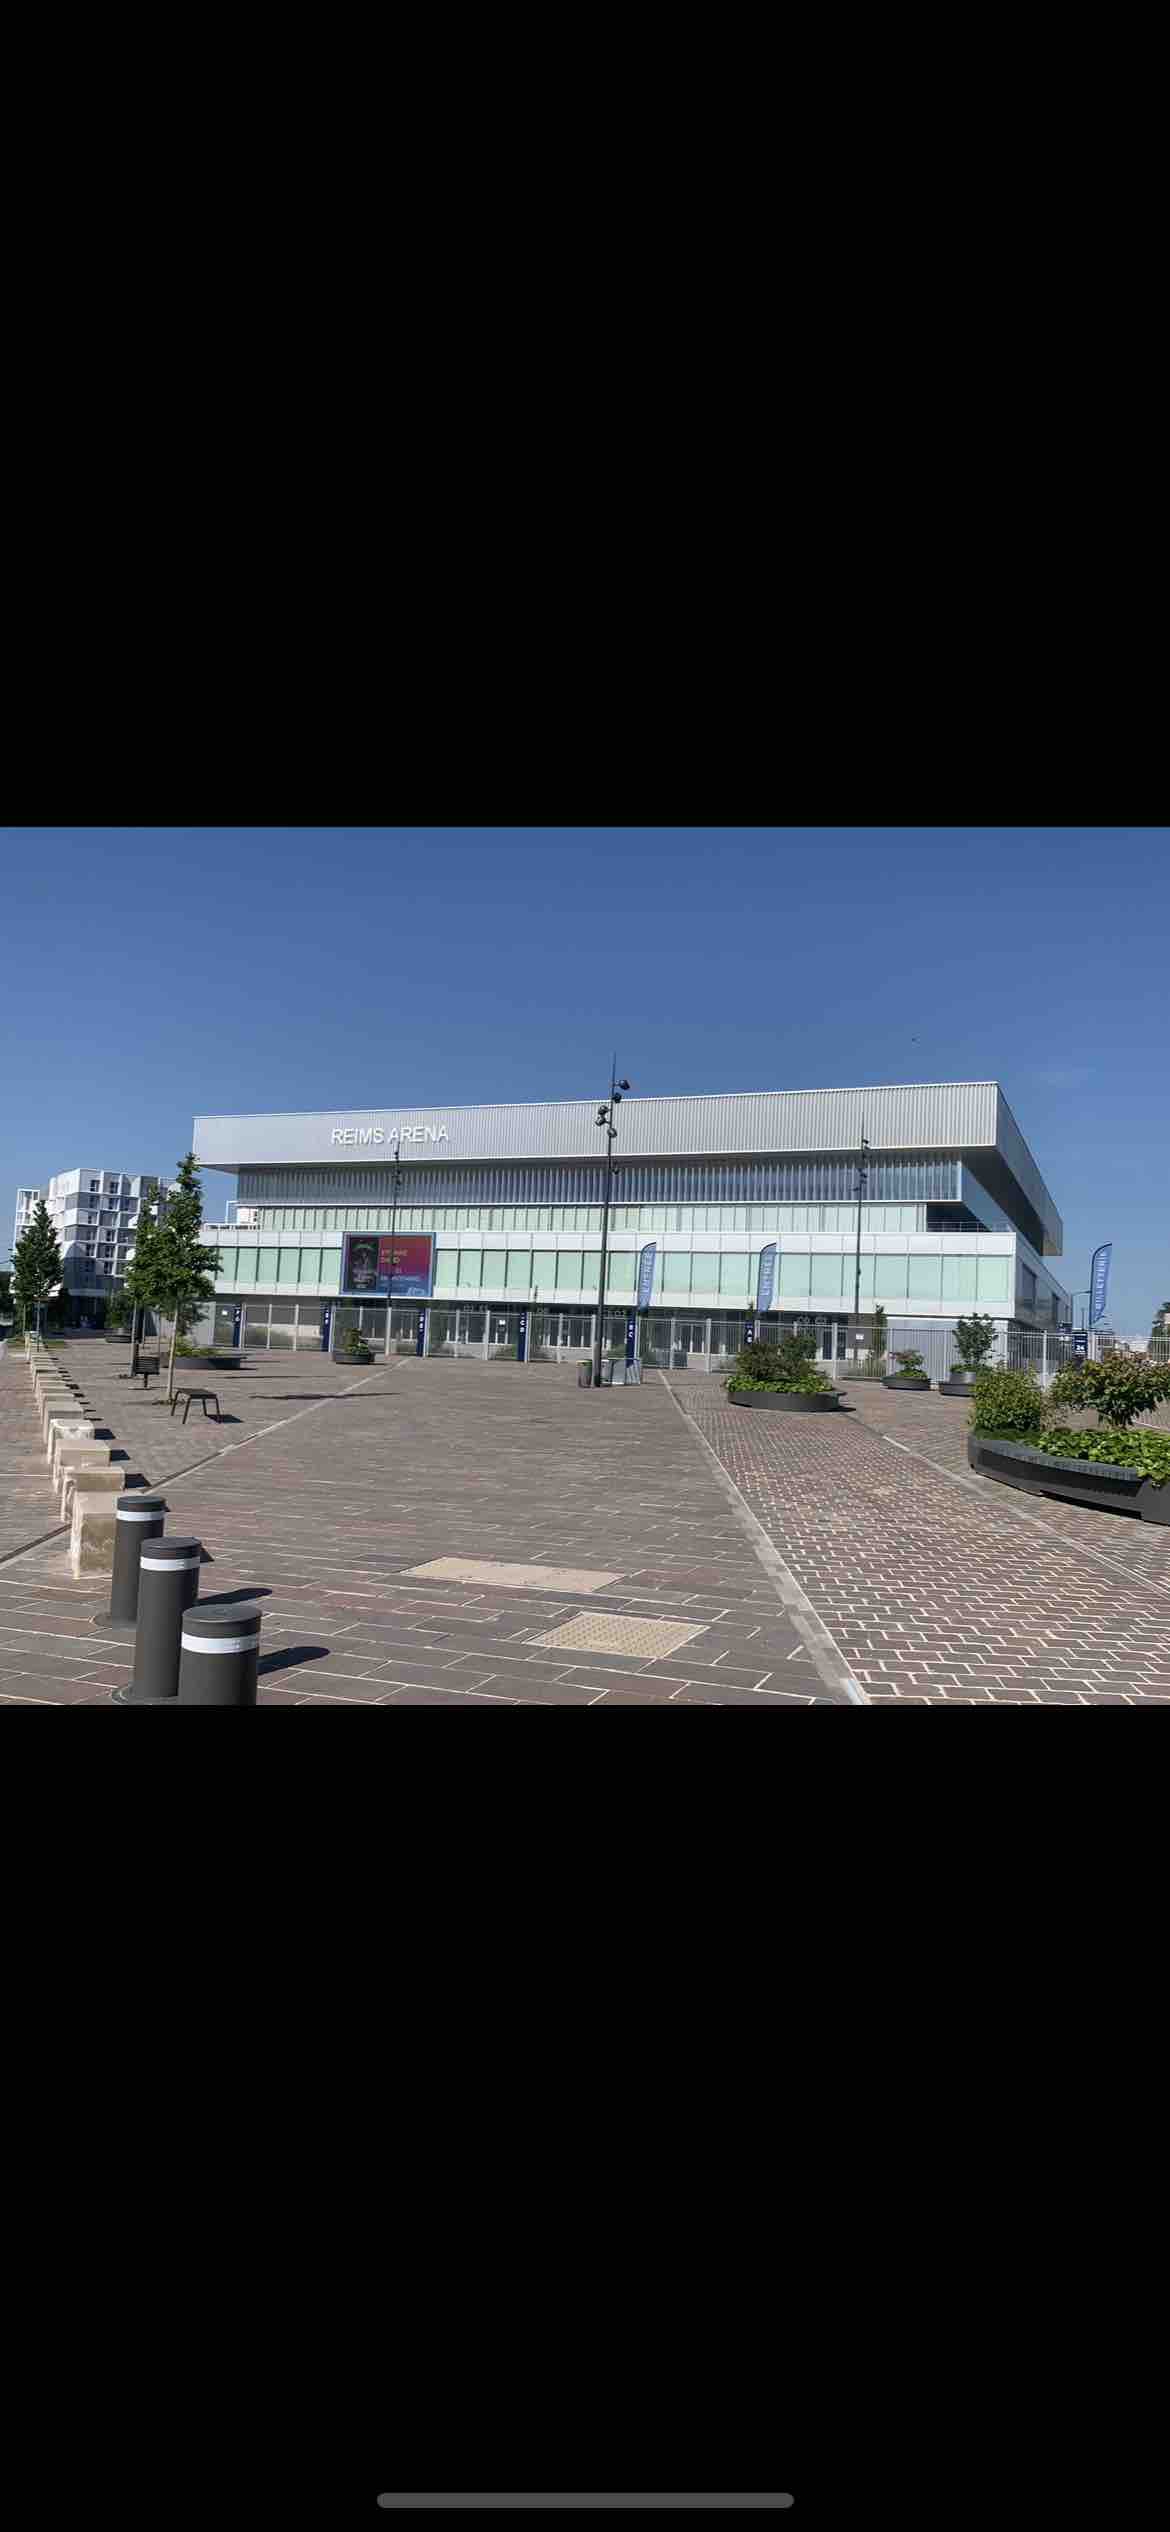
[13,1168,162,1319]
[13,1188,40,1251]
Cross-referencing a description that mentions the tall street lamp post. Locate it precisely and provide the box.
[852,1124,870,1324]
[385,1136,403,1351]
[593,1061,631,1390]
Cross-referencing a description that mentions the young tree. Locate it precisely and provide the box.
[122,1192,160,1376]
[11,1198,63,1337]
[150,1154,222,1401]
[0,1269,12,1323]
[1150,1301,1170,1346]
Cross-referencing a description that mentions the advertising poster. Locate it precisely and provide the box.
[342,1232,434,1298]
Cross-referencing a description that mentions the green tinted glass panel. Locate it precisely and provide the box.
[435,1248,458,1291]
[581,1250,602,1295]
[605,1252,634,1295]
[257,1248,278,1282]
[277,1248,299,1283]
[941,1252,978,1303]
[481,1249,506,1289]
[778,1251,810,1296]
[874,1252,907,1299]
[689,1254,719,1293]
[556,1252,582,1292]
[663,1254,691,1293]
[319,1249,341,1289]
[976,1254,1010,1303]
[458,1251,481,1289]
[531,1250,556,1290]
[810,1254,843,1298]
[233,1248,257,1285]
[215,1250,236,1288]
[720,1253,750,1297]
[505,1250,530,1293]
[907,1253,941,1301]
[298,1247,322,1285]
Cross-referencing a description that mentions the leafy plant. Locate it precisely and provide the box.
[1030,1426,1170,1485]
[729,1328,831,1394]
[104,1289,129,1331]
[338,1327,373,1360]
[970,1365,1048,1437]
[953,1313,996,1372]
[891,1349,926,1378]
[1047,1352,1170,1430]
[12,1197,63,1333]
[728,1370,833,1394]
[871,1303,888,1355]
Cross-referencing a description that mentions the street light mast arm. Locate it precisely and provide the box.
[592,1064,631,1391]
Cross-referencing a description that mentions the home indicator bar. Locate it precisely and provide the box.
[376,2504,795,2514]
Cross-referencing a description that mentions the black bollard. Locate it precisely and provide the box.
[177,1603,263,1706]
[101,1494,167,1631]
[123,1536,203,1701]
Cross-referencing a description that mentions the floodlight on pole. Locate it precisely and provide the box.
[592,1061,631,1392]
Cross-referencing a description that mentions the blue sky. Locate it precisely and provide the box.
[2,827,1165,1332]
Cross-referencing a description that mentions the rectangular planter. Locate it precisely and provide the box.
[731,1390,844,1412]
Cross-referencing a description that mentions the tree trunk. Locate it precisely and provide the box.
[166,1315,179,1402]
[129,1304,141,1378]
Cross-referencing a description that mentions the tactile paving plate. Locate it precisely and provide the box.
[528,1612,709,1660]
[405,1558,622,1593]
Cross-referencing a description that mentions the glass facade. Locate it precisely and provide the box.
[211,1239,1016,1308]
[235,1197,928,1238]
[238,1156,964,1209]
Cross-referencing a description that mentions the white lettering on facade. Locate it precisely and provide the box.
[330,1123,449,1148]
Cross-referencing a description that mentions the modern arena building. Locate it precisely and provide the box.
[191,1081,1069,1379]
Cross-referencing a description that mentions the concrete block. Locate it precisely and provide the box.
[48,1417,96,1470]
[37,1383,74,1407]
[55,1442,113,1518]
[42,1394,89,1441]
[41,1399,82,1439]
[50,1428,96,1478]
[60,1454,120,1520]
[70,1481,121,1577]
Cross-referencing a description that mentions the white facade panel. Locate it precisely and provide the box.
[193,1081,1006,1171]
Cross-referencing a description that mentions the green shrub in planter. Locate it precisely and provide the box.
[892,1349,926,1378]
[970,1365,1047,1437]
[338,1328,374,1362]
[1031,1426,1170,1485]
[727,1327,832,1395]
[1047,1352,1170,1430]
[728,1372,834,1394]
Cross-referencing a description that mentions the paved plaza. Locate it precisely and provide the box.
[1,1338,1168,1703]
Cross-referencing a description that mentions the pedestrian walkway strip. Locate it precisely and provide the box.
[657,1374,868,1704]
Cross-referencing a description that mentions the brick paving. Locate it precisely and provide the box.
[5,1340,1168,1707]
[665,1374,1170,1703]
[0,1344,843,1705]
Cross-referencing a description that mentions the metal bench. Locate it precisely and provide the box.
[169,1387,222,1425]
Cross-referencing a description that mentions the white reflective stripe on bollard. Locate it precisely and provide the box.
[140,1555,201,1571]
[116,1508,160,1522]
[180,1633,258,1655]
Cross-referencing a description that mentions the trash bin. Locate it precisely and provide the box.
[577,1361,593,1386]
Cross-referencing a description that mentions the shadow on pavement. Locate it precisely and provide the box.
[257,1645,331,1676]
[196,1585,274,1603]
